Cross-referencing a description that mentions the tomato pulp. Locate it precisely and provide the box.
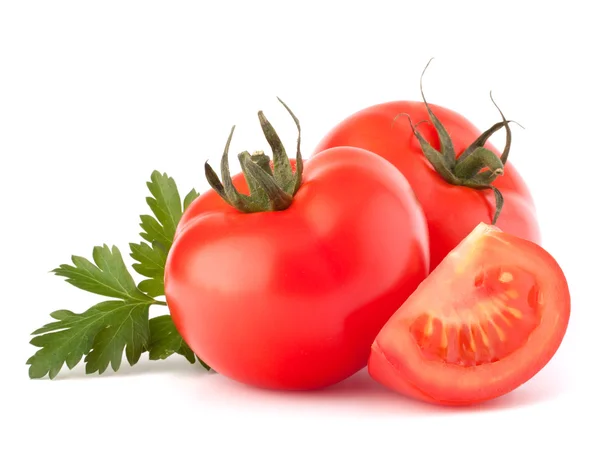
[165,146,429,390]
[368,223,570,405]
[314,101,540,269]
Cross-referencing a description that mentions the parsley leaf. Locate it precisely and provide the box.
[27,171,205,379]
[130,242,168,297]
[53,245,152,302]
[27,301,151,379]
[28,246,155,379]
[140,171,184,250]
[85,301,151,374]
[148,315,209,370]
[183,188,200,212]
[130,172,199,297]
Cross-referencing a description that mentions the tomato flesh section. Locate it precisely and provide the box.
[409,266,541,367]
[368,223,570,406]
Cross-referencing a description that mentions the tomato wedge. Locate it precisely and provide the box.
[368,223,570,405]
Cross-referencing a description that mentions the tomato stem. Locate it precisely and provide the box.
[204,98,304,213]
[419,59,456,169]
[251,151,274,174]
[407,60,520,225]
[454,147,504,180]
[240,151,293,210]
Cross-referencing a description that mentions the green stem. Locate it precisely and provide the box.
[251,151,274,175]
[258,111,294,190]
[403,59,521,225]
[419,58,456,168]
[204,99,303,213]
[454,147,504,180]
[276,97,304,194]
[239,152,293,210]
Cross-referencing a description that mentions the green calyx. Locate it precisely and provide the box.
[205,98,304,213]
[406,59,522,225]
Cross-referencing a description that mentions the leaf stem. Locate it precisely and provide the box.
[154,301,167,306]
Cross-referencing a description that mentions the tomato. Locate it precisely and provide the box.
[368,223,570,405]
[165,106,429,390]
[313,98,540,269]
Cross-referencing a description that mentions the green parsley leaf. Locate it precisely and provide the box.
[28,171,205,379]
[130,241,168,297]
[183,188,200,212]
[130,172,199,297]
[148,315,207,367]
[85,301,151,374]
[27,245,156,378]
[139,214,171,250]
[27,300,152,379]
[141,171,183,250]
[54,245,151,302]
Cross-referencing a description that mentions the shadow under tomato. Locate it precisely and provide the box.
[468,369,569,412]
[49,355,567,415]
[206,365,568,415]
[294,370,561,413]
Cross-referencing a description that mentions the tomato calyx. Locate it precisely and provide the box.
[402,60,523,225]
[204,97,304,213]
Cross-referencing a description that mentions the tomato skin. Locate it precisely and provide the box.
[165,147,429,390]
[313,101,540,269]
[367,223,570,406]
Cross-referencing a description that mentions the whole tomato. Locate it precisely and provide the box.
[313,69,540,269]
[165,101,429,390]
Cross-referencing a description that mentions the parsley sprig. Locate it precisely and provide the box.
[27,171,208,379]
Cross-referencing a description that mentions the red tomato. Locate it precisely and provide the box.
[368,223,570,405]
[165,146,429,390]
[313,100,540,269]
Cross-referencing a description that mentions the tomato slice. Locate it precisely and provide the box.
[368,223,570,406]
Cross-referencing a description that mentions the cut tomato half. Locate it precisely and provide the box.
[368,223,570,406]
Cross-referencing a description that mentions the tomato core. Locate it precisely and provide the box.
[409,266,541,367]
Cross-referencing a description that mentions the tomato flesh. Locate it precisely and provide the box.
[410,266,541,367]
[368,223,570,405]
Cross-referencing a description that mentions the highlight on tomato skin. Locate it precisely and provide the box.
[367,223,570,406]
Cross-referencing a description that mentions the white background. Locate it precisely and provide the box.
[1,1,598,450]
